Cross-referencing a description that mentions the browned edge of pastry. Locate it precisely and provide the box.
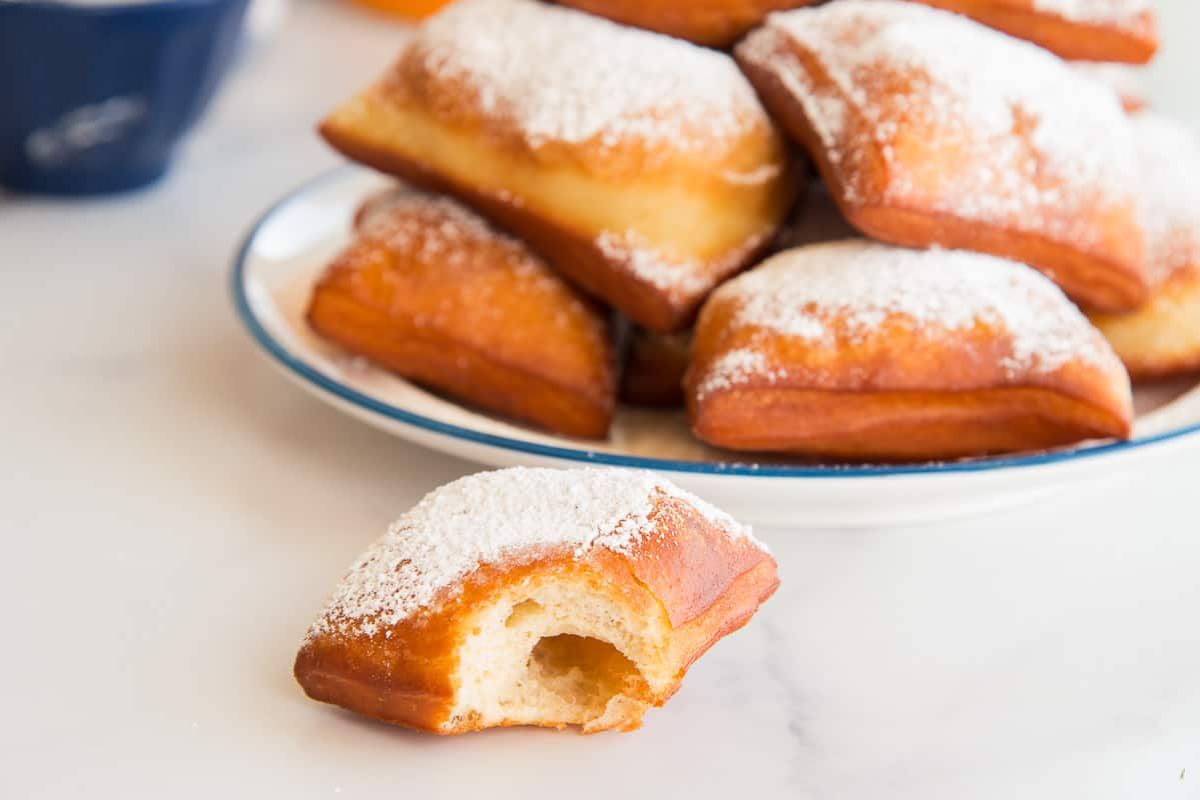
[688,386,1132,462]
[294,492,779,734]
[553,0,820,49]
[320,121,783,333]
[307,288,616,438]
[917,1,1158,64]
[736,45,1149,313]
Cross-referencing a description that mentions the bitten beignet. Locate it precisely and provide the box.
[295,468,778,734]
[686,241,1134,461]
[736,0,1148,313]
[551,0,817,48]
[307,191,617,438]
[1089,114,1200,380]
[909,0,1158,64]
[320,0,795,332]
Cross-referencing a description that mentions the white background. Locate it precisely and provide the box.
[1,1,1198,797]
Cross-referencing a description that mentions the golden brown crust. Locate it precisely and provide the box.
[735,14,1149,313]
[318,2,797,332]
[620,492,775,628]
[295,555,618,735]
[685,244,1134,461]
[322,118,786,332]
[307,194,617,438]
[687,323,1133,461]
[321,102,794,331]
[294,493,778,735]
[620,328,691,407]
[689,386,1130,461]
[551,0,819,47]
[913,0,1158,64]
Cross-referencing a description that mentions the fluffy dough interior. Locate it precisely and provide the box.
[1090,270,1200,379]
[449,576,673,733]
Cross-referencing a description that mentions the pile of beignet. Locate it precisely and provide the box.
[308,0,1199,463]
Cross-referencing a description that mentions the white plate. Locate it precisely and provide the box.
[231,167,1200,527]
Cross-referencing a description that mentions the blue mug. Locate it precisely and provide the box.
[0,0,249,195]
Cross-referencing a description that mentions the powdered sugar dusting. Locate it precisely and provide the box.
[310,468,760,637]
[406,0,765,156]
[596,230,713,296]
[697,348,787,401]
[1032,0,1150,24]
[738,0,1137,243]
[1073,61,1145,109]
[1131,113,1200,285]
[356,191,530,267]
[342,190,599,336]
[594,226,771,300]
[700,241,1111,393]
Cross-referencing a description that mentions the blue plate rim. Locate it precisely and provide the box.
[3,0,241,15]
[229,167,1200,480]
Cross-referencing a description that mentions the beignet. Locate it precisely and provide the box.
[295,468,778,734]
[320,0,795,333]
[620,328,691,408]
[736,0,1148,313]
[551,0,817,48]
[307,191,617,438]
[686,241,1134,461]
[1089,114,1200,380]
[910,0,1158,64]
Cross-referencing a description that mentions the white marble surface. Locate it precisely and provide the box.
[2,1,1200,797]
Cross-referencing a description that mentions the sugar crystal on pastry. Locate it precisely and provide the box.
[360,193,529,271]
[1032,0,1150,24]
[1089,114,1200,379]
[321,0,795,332]
[409,0,761,156]
[736,0,1147,312]
[296,468,778,734]
[744,1,1128,216]
[687,241,1134,460]
[716,243,1109,374]
[907,0,1158,63]
[307,190,617,438]
[1072,61,1146,113]
[1128,114,1200,286]
[310,468,758,636]
[694,241,1115,400]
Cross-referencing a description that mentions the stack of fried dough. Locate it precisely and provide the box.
[308,0,1200,463]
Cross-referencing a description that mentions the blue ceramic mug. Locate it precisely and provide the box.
[0,0,249,195]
